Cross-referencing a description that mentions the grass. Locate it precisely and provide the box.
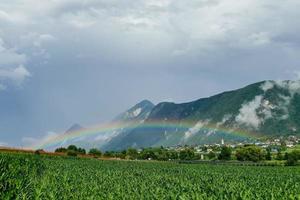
[1,152,300,199]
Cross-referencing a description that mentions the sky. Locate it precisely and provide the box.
[0,0,300,147]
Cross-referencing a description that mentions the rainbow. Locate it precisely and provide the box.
[34,120,261,150]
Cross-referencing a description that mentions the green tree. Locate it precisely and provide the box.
[119,150,127,159]
[34,149,45,155]
[88,148,102,157]
[236,146,265,162]
[167,151,178,160]
[126,148,138,160]
[280,141,287,151]
[266,148,272,160]
[207,151,216,160]
[139,148,157,160]
[276,150,284,160]
[55,147,67,153]
[218,146,232,160]
[115,151,126,159]
[103,151,116,157]
[67,150,77,157]
[284,152,289,160]
[285,150,300,166]
[77,148,86,155]
[179,149,195,160]
[67,145,78,152]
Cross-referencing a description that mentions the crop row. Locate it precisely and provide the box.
[1,152,300,199]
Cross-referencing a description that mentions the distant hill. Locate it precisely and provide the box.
[51,123,86,149]
[55,100,155,150]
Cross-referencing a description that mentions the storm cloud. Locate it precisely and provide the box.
[0,0,300,147]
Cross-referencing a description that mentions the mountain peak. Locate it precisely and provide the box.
[65,123,84,133]
[136,99,154,107]
[114,100,155,121]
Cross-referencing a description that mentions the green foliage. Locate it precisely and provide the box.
[266,148,272,160]
[179,149,195,160]
[114,151,126,159]
[126,148,138,160]
[207,151,216,160]
[276,151,284,161]
[0,153,45,199]
[67,145,78,152]
[138,148,158,160]
[67,150,77,157]
[55,145,86,155]
[236,146,265,162]
[1,152,300,199]
[285,150,300,166]
[138,147,178,161]
[77,148,86,155]
[218,146,232,160]
[103,151,113,157]
[34,149,45,155]
[55,147,67,153]
[167,150,179,160]
[88,148,102,157]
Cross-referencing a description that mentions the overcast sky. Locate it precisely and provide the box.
[0,0,300,147]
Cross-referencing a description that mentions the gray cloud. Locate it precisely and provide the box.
[1,0,300,70]
[0,65,30,84]
[0,38,30,87]
[0,0,300,146]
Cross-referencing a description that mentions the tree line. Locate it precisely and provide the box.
[54,145,300,166]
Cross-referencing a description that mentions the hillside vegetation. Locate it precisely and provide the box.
[105,80,300,150]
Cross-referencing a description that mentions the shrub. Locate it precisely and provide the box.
[77,148,86,155]
[236,146,265,162]
[276,151,284,160]
[89,148,102,157]
[34,149,45,155]
[67,145,78,152]
[218,146,232,160]
[55,147,67,153]
[266,148,272,160]
[285,150,300,166]
[126,148,138,160]
[179,149,195,160]
[207,151,216,160]
[67,150,77,157]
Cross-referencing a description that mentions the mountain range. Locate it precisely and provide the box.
[56,80,300,151]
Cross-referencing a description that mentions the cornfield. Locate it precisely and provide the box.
[1,152,299,199]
